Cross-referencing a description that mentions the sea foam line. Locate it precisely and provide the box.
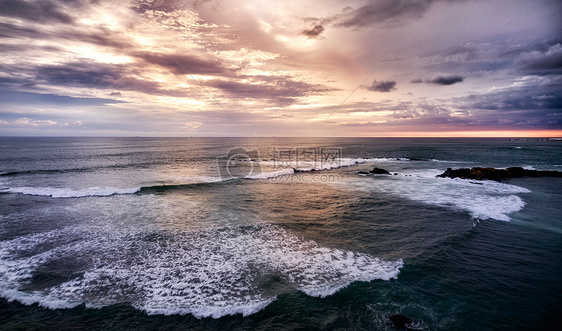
[0,186,141,198]
[343,169,531,222]
[0,224,403,318]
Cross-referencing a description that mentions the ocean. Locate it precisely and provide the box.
[0,137,561,330]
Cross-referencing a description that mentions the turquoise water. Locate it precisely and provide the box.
[0,137,561,330]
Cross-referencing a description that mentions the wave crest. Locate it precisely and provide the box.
[0,224,402,318]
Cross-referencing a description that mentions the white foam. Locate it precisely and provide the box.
[0,224,402,318]
[362,157,462,163]
[170,175,223,183]
[0,186,141,198]
[342,169,530,222]
[256,157,458,174]
[248,168,295,179]
[294,158,367,172]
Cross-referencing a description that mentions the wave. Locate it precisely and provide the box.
[0,223,403,318]
[0,186,141,198]
[249,168,295,179]
[1,160,368,198]
[0,162,159,178]
[0,157,468,181]
[293,158,366,171]
[343,169,531,222]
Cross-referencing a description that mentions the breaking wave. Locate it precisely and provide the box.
[0,223,402,318]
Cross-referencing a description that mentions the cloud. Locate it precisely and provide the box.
[339,121,386,127]
[333,0,441,28]
[366,80,397,92]
[133,0,217,13]
[460,82,562,111]
[516,43,562,75]
[0,0,75,24]
[25,62,195,97]
[13,117,57,126]
[181,121,203,130]
[0,89,126,106]
[447,76,562,128]
[426,75,464,85]
[131,51,232,76]
[35,62,125,89]
[410,78,423,84]
[340,75,562,130]
[302,25,325,38]
[0,21,135,50]
[109,92,122,96]
[0,22,46,39]
[206,76,336,106]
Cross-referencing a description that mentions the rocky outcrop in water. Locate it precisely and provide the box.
[370,167,391,175]
[437,167,562,181]
[357,167,391,175]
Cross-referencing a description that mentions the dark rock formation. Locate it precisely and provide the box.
[370,167,391,175]
[389,314,413,329]
[437,167,562,181]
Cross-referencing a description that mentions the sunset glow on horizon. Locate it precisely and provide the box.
[0,0,561,137]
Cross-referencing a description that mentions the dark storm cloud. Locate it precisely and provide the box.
[426,75,464,85]
[366,80,397,92]
[415,41,562,78]
[131,51,233,76]
[0,22,45,39]
[341,75,562,130]
[0,89,125,105]
[206,77,336,105]
[0,0,75,24]
[516,43,562,75]
[62,30,135,50]
[302,25,325,38]
[29,62,198,97]
[458,79,562,111]
[0,20,134,51]
[303,0,459,30]
[447,76,562,128]
[36,62,125,88]
[0,75,26,87]
[133,0,221,13]
[336,0,434,28]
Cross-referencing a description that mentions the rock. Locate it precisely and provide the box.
[437,167,562,181]
[369,167,391,175]
[356,171,370,175]
[389,314,413,329]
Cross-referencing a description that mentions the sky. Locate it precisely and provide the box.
[0,0,561,137]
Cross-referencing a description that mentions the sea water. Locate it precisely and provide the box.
[0,137,560,330]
